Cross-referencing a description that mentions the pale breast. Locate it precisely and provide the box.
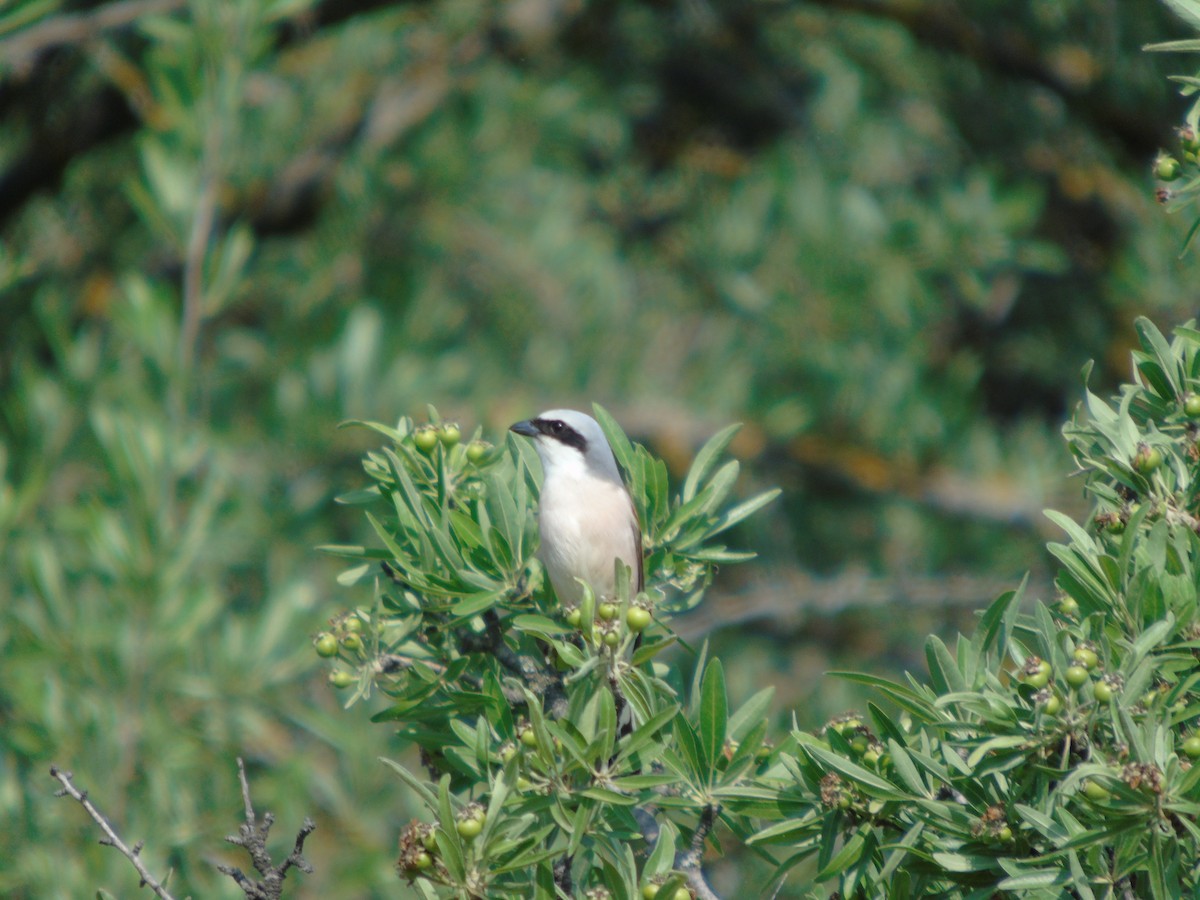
[537,476,639,606]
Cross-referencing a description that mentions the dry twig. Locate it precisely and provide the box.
[216,758,316,900]
[48,764,180,900]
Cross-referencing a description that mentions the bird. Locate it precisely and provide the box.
[509,409,644,607]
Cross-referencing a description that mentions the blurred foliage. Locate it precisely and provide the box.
[2,0,1200,895]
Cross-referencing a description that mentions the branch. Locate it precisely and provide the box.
[673,564,1055,641]
[48,764,180,900]
[0,0,187,74]
[215,758,316,900]
[676,803,720,900]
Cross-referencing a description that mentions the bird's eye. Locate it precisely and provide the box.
[547,420,564,434]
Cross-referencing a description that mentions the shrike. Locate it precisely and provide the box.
[510,409,644,606]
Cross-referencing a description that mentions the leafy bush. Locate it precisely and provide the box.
[320,322,1200,898]
[320,407,779,896]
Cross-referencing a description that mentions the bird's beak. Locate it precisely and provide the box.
[509,419,539,438]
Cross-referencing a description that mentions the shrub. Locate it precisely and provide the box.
[320,325,1200,896]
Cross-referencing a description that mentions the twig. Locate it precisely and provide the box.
[0,0,187,74]
[215,758,315,900]
[48,764,180,900]
[676,803,721,900]
[673,565,1055,641]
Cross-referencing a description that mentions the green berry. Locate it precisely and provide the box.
[314,632,339,657]
[1042,694,1062,716]
[422,828,438,852]
[438,423,461,447]
[342,615,364,634]
[1183,735,1200,759]
[341,633,363,652]
[1157,156,1183,181]
[329,669,355,689]
[1073,647,1099,670]
[1093,680,1115,703]
[603,628,621,647]
[1023,663,1051,690]
[1065,666,1089,688]
[672,889,691,900]
[598,602,618,621]
[997,826,1013,842]
[565,607,582,627]
[455,816,482,840]
[499,743,518,764]
[1058,596,1080,618]
[1133,444,1163,474]
[413,426,439,454]
[1082,780,1110,801]
[626,606,653,632]
[465,440,490,463]
[642,885,660,900]
[413,850,432,870]
[519,727,539,749]
[1185,394,1200,418]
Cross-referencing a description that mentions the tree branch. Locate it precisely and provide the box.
[676,803,720,900]
[0,0,187,74]
[48,764,180,900]
[216,758,316,900]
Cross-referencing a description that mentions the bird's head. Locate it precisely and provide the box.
[509,409,622,483]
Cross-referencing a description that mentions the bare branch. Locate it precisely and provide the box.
[0,0,187,74]
[676,803,721,900]
[48,764,180,900]
[215,758,315,900]
[674,565,1055,641]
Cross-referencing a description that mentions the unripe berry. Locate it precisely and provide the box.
[1157,156,1182,181]
[465,440,490,463]
[329,669,355,689]
[1133,443,1162,474]
[455,816,482,840]
[598,602,618,621]
[1185,394,1200,417]
[438,423,461,447]
[1073,646,1099,670]
[1183,735,1200,759]
[314,632,338,657]
[413,426,439,454]
[626,606,653,632]
[1065,665,1090,688]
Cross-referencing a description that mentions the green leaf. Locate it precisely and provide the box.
[705,487,781,537]
[815,828,866,881]
[925,634,965,695]
[682,422,742,502]
[997,869,1072,890]
[645,819,678,875]
[699,659,728,782]
[728,686,775,743]
[592,404,636,481]
[802,743,910,800]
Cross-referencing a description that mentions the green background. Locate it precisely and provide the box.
[2,0,1198,895]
